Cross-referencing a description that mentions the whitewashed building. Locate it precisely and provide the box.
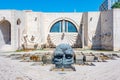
[0,9,120,51]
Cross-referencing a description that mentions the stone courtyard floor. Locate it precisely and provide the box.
[0,50,120,80]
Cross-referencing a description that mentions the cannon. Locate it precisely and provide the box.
[52,44,75,70]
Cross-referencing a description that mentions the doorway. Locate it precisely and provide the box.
[0,20,11,46]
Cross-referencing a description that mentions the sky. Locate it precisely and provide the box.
[0,0,103,12]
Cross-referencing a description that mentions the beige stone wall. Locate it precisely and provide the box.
[113,9,120,51]
[82,13,88,47]
[43,13,83,43]
[13,10,26,50]
[24,11,43,49]
[87,12,101,49]
[1,9,120,51]
[0,10,17,50]
[0,10,26,50]
[23,12,83,48]
[101,10,113,50]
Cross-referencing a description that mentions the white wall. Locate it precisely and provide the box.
[113,9,120,51]
[101,10,113,50]
[1,9,119,51]
[43,12,83,43]
[13,10,26,49]
[87,12,101,49]
[25,12,42,47]
[0,10,15,50]
[0,10,26,50]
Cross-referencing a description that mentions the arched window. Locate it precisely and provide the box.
[50,20,77,32]
[16,18,21,25]
[50,21,61,32]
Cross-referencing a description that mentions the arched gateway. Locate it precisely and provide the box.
[0,20,11,47]
[47,19,82,48]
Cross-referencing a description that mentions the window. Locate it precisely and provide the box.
[50,21,61,32]
[50,20,77,32]
[17,18,21,25]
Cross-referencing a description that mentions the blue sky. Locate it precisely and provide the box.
[0,0,103,12]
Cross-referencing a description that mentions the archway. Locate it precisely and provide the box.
[0,20,11,46]
[48,19,82,48]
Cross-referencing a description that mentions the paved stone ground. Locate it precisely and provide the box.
[0,50,120,80]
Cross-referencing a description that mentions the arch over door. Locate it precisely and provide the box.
[0,20,11,45]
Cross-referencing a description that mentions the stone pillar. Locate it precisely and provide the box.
[82,24,84,49]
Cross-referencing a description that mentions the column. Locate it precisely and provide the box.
[82,24,84,49]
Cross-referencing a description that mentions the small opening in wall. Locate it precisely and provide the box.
[35,17,37,21]
[17,18,21,25]
[80,24,83,27]
[90,17,92,21]
[105,19,107,22]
